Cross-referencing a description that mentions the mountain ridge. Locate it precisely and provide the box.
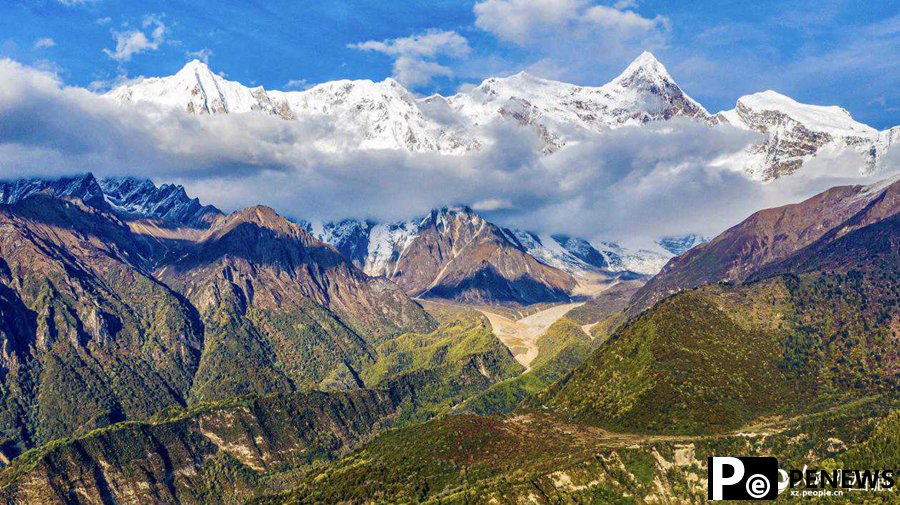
[106,53,899,179]
[0,175,895,503]
[0,173,223,229]
[0,189,435,456]
[534,177,899,434]
[629,175,900,313]
[1,172,706,283]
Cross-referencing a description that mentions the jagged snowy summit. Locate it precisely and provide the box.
[106,53,898,180]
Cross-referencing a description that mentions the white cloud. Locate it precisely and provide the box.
[34,38,56,49]
[473,198,514,211]
[284,78,310,90]
[474,0,585,45]
[57,0,97,5]
[582,5,669,33]
[103,15,167,62]
[474,0,667,45]
[185,48,213,63]
[0,59,895,246]
[473,0,669,82]
[350,30,471,88]
[351,30,470,59]
[390,57,453,89]
[613,0,638,9]
[30,59,64,75]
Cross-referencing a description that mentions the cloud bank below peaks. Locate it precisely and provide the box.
[0,59,896,247]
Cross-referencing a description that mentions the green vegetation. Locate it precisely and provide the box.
[534,282,801,434]
[780,271,898,395]
[460,317,591,415]
[254,414,592,504]
[0,263,204,453]
[189,279,378,401]
[0,189,895,504]
[535,270,897,435]
[364,309,523,422]
[841,408,900,470]
[251,397,898,504]
[0,389,397,504]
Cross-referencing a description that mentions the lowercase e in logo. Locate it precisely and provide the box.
[708,457,779,500]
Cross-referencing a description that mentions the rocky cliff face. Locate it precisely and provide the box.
[162,205,432,341]
[156,205,434,400]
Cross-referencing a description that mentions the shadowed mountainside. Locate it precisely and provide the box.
[630,176,899,314]
[374,207,577,306]
[0,195,435,458]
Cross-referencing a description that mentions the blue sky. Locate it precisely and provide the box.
[1,0,899,128]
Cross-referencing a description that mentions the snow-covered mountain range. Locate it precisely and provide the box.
[0,173,222,227]
[99,177,222,227]
[313,212,700,277]
[715,91,899,179]
[106,52,898,180]
[0,174,691,278]
[0,174,109,210]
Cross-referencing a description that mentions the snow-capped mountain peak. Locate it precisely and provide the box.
[0,173,107,210]
[715,89,891,179]
[266,77,476,152]
[106,52,712,155]
[99,176,222,227]
[0,173,221,227]
[441,51,711,153]
[176,58,213,77]
[108,59,278,116]
[656,234,709,256]
[611,50,673,87]
[730,90,876,137]
[603,51,710,122]
[104,54,897,180]
[486,71,553,88]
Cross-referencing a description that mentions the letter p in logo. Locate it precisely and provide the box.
[710,457,745,500]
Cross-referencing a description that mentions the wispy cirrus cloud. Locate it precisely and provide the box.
[33,38,56,49]
[57,0,98,6]
[185,48,213,64]
[284,78,310,90]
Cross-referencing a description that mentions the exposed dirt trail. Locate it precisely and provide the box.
[479,302,583,370]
